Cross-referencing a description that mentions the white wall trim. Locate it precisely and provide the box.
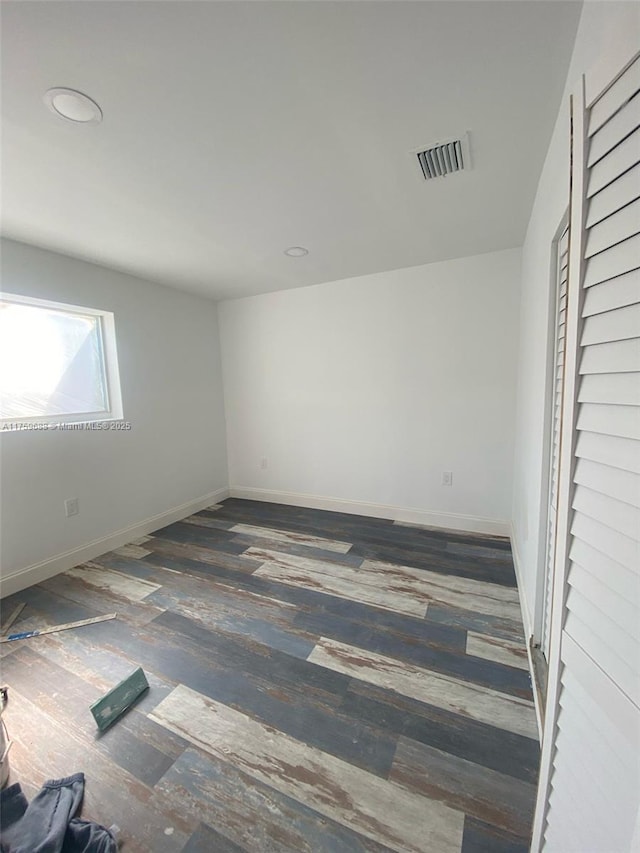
[229,486,510,537]
[511,521,544,742]
[0,486,230,598]
[510,523,533,640]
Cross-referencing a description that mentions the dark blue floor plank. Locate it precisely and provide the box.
[341,681,540,784]
[294,608,531,697]
[427,602,525,642]
[461,816,531,853]
[152,522,249,555]
[181,822,248,852]
[294,604,465,653]
[163,748,396,853]
[141,549,471,646]
[348,541,517,587]
[147,587,315,659]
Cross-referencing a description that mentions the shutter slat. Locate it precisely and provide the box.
[569,560,640,647]
[570,538,640,603]
[554,711,631,824]
[584,196,640,257]
[581,303,640,345]
[587,126,640,197]
[575,430,640,473]
[579,338,640,373]
[560,632,640,832]
[565,603,639,707]
[562,644,640,760]
[566,584,640,664]
[577,371,640,405]
[582,268,640,314]
[555,724,628,840]
[588,91,640,166]
[571,512,639,572]
[561,633,640,747]
[548,735,637,845]
[556,692,635,777]
[576,402,640,441]
[573,456,640,506]
[545,783,602,853]
[586,162,640,227]
[547,737,628,852]
[572,482,640,539]
[588,54,640,135]
[583,232,640,286]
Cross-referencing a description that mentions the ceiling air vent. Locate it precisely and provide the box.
[414,133,471,180]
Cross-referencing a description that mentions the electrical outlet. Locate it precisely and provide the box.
[442,471,453,487]
[65,497,79,517]
[260,457,268,470]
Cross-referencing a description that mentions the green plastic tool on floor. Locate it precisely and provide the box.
[90,666,149,732]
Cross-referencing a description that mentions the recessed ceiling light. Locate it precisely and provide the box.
[284,246,309,257]
[44,88,102,124]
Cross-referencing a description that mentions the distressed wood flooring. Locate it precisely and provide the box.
[1,499,539,852]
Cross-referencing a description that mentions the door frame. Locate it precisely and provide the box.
[532,210,570,651]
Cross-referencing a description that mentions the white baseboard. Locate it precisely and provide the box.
[229,486,511,537]
[510,524,533,638]
[0,487,230,598]
[510,521,543,741]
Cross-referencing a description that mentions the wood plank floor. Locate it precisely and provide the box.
[1,499,540,852]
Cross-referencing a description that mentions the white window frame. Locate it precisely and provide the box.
[0,293,123,427]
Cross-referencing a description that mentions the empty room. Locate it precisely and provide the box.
[0,1,638,851]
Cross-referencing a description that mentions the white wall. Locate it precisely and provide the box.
[219,247,521,535]
[511,0,640,639]
[0,238,228,594]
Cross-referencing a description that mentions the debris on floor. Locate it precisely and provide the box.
[90,666,149,732]
[0,613,117,644]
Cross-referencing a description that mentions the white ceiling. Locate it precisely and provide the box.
[1,1,582,300]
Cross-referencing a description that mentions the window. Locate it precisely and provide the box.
[0,294,122,425]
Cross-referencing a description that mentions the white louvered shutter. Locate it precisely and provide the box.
[542,225,570,661]
[540,53,640,853]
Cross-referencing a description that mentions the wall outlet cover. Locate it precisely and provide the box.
[65,497,79,517]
